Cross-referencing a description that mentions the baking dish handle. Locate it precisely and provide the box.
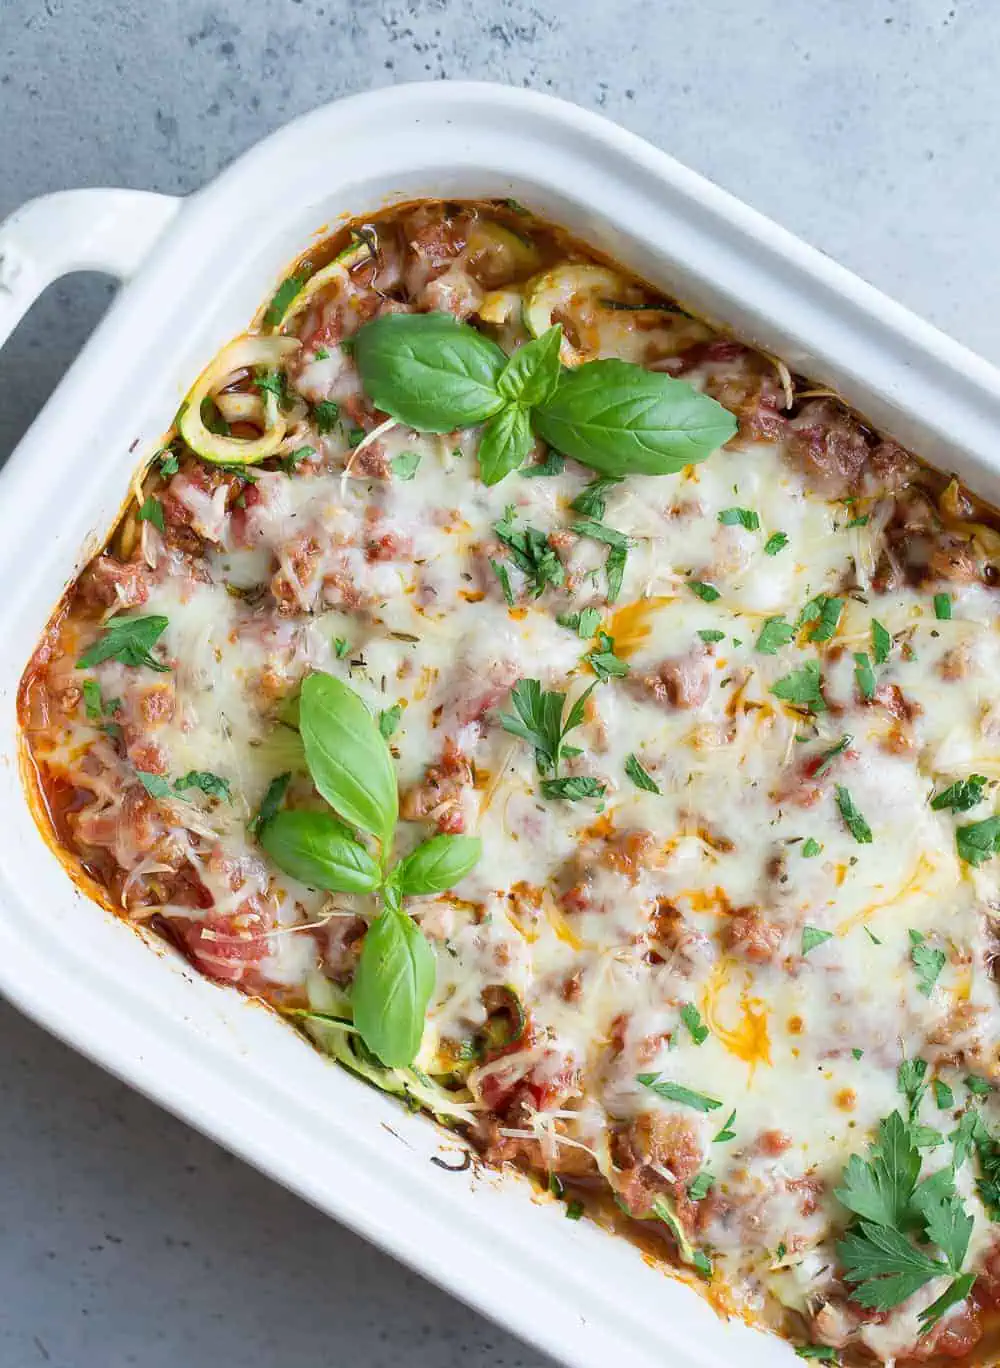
[0,188,182,352]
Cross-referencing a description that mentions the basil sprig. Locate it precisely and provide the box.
[353,312,736,485]
[257,671,481,1067]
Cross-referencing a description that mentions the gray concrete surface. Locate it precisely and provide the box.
[0,1,997,1363]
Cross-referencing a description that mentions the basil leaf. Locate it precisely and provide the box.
[930,775,987,813]
[532,359,737,476]
[298,672,398,844]
[82,678,104,721]
[354,312,506,432]
[570,475,623,519]
[764,531,789,556]
[688,580,720,603]
[605,544,627,603]
[802,926,834,955]
[478,403,534,485]
[520,449,565,478]
[497,326,562,407]
[836,785,873,844]
[259,809,381,893]
[394,834,482,896]
[352,903,436,1067]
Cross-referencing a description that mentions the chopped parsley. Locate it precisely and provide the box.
[263,273,306,327]
[490,558,514,607]
[836,785,872,844]
[764,531,789,555]
[771,660,826,713]
[540,775,606,802]
[82,678,104,722]
[493,515,565,598]
[136,771,172,798]
[624,753,660,794]
[802,837,823,858]
[311,399,340,435]
[800,594,843,643]
[333,637,350,659]
[688,580,721,603]
[718,507,759,531]
[795,1349,839,1363]
[898,1057,929,1121]
[378,704,403,739]
[605,544,627,602]
[687,1170,714,1201]
[802,926,834,956]
[174,770,231,802]
[76,614,170,673]
[852,1048,865,1060]
[697,629,725,644]
[755,616,795,655]
[930,775,987,813]
[956,814,1000,867]
[909,929,946,996]
[281,445,315,475]
[713,1109,737,1143]
[571,520,630,604]
[854,652,876,700]
[250,772,291,837]
[570,475,623,520]
[520,449,565,478]
[934,593,952,621]
[814,734,852,776]
[846,514,870,528]
[933,1080,955,1110]
[137,496,165,532]
[565,1200,584,1221]
[680,1002,709,1045]
[390,451,422,480]
[965,1075,993,1097]
[586,631,629,682]
[157,448,180,477]
[871,619,892,664]
[557,606,602,639]
[636,1074,722,1112]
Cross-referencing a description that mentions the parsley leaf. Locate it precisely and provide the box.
[771,660,826,713]
[390,451,422,481]
[956,815,1000,867]
[625,753,660,794]
[815,734,852,776]
[311,400,340,435]
[570,475,623,520]
[500,678,597,794]
[934,593,952,621]
[520,449,565,478]
[250,772,291,837]
[605,544,627,602]
[835,1111,921,1230]
[713,1109,736,1143]
[378,704,403,739]
[802,837,822,858]
[930,775,987,813]
[872,619,892,665]
[718,507,759,531]
[680,1002,709,1045]
[490,558,514,607]
[688,580,721,603]
[756,617,795,655]
[918,1273,977,1333]
[837,1220,946,1310]
[909,930,946,996]
[836,785,872,844]
[558,606,602,639]
[136,770,172,799]
[636,1074,722,1112]
[174,770,232,802]
[586,631,629,682]
[854,652,876,700]
[687,1170,714,1200]
[493,515,565,598]
[697,629,725,644]
[540,775,606,801]
[77,615,170,673]
[802,926,834,956]
[138,496,165,532]
[801,595,844,643]
[898,1058,928,1121]
[764,531,789,555]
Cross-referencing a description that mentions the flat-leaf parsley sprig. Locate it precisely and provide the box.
[255,672,481,1067]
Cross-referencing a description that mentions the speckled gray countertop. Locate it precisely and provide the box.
[1,2,998,1364]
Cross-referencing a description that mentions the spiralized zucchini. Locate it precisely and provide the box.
[269,237,374,332]
[177,335,300,466]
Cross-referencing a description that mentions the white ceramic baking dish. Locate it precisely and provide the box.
[3,81,1000,1368]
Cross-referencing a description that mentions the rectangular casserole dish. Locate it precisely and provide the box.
[3,80,1000,1368]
